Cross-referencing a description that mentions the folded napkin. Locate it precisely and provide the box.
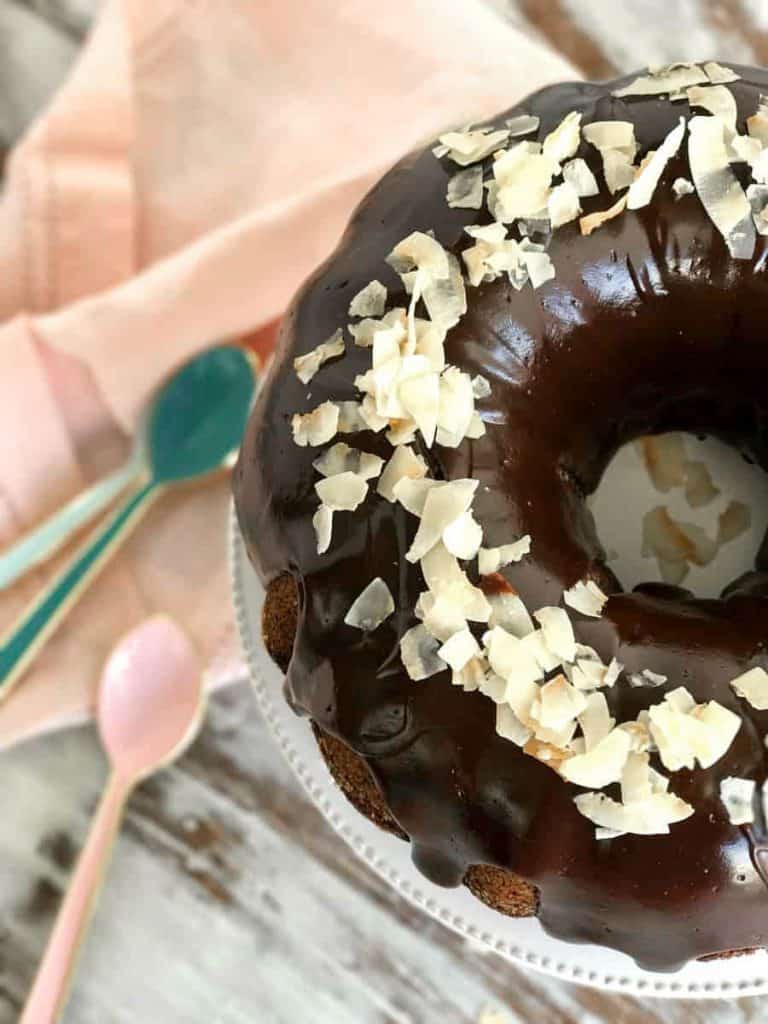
[0,0,576,748]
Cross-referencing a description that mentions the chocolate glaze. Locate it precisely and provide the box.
[235,65,768,970]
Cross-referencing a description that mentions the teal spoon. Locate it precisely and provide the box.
[0,345,257,700]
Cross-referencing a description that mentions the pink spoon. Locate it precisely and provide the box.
[21,616,204,1024]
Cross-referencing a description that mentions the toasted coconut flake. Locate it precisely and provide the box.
[520,246,555,289]
[335,400,368,433]
[484,626,542,686]
[359,394,389,432]
[349,307,406,348]
[465,412,486,440]
[437,127,511,167]
[533,674,587,730]
[614,64,709,98]
[639,433,687,491]
[478,536,532,575]
[692,701,742,767]
[673,176,695,197]
[534,606,576,663]
[313,505,333,554]
[580,193,628,236]
[683,460,719,507]
[575,789,694,836]
[578,691,615,751]
[377,446,427,502]
[493,141,558,222]
[315,471,368,511]
[628,668,668,688]
[687,85,738,131]
[393,476,440,516]
[601,150,637,194]
[688,115,756,260]
[730,667,768,710]
[438,627,481,671]
[436,366,475,447]
[666,686,696,713]
[400,623,446,681]
[642,506,717,567]
[524,736,573,767]
[452,656,486,692]
[422,252,467,330]
[344,578,395,631]
[496,704,533,745]
[718,500,751,545]
[348,281,388,318]
[563,579,608,617]
[605,658,623,688]
[447,166,484,209]
[569,656,610,691]
[542,111,582,164]
[583,121,637,153]
[313,443,383,481]
[472,374,492,399]
[648,689,740,771]
[486,588,535,638]
[748,101,768,146]
[548,180,581,227]
[293,329,345,384]
[720,776,756,825]
[443,511,483,560]
[621,718,653,754]
[521,630,562,674]
[413,318,447,372]
[292,401,340,446]
[732,134,764,168]
[747,183,768,235]
[627,118,686,209]
[560,728,631,787]
[387,231,449,279]
[421,593,468,643]
[399,371,440,447]
[563,158,599,197]
[505,114,540,136]
[704,61,740,85]
[620,752,653,804]
[406,479,478,562]
[479,671,507,704]
[421,543,491,622]
[504,674,544,729]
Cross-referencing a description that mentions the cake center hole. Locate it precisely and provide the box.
[590,433,768,598]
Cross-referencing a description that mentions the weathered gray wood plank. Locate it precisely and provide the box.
[3,2,768,1021]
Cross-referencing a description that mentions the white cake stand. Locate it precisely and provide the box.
[231,486,768,998]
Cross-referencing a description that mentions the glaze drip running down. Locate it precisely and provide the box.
[235,64,768,970]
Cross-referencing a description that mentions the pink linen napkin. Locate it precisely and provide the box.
[0,0,576,749]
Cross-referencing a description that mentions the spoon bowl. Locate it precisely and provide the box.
[99,616,204,780]
[149,345,257,485]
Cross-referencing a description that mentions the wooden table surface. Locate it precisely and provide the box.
[3,2,768,1021]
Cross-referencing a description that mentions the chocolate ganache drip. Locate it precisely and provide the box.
[235,63,768,970]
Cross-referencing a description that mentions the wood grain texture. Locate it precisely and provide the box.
[4,0,768,1021]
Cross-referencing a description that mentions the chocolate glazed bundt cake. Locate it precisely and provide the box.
[235,62,768,971]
